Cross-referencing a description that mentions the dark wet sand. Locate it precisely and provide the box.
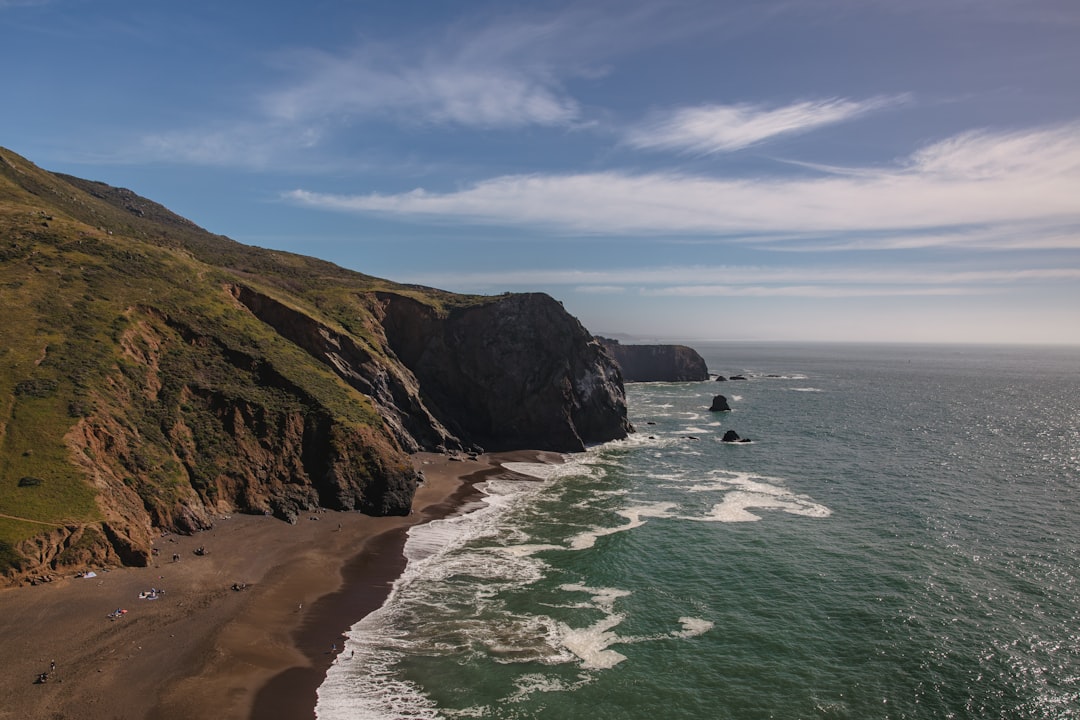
[0,451,557,720]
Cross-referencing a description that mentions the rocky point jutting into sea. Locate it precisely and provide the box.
[0,145,631,585]
[596,337,709,382]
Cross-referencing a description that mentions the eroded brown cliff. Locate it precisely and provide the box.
[0,146,631,584]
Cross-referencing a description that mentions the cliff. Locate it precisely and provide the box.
[0,146,630,584]
[378,293,629,452]
[597,338,709,382]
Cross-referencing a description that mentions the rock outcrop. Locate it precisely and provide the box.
[708,395,731,412]
[596,338,708,382]
[0,146,631,584]
[378,293,631,452]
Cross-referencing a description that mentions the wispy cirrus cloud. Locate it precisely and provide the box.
[625,95,907,154]
[134,122,324,169]
[642,285,982,298]
[393,266,1080,289]
[391,265,1080,300]
[261,32,580,131]
[256,2,758,132]
[128,12,596,168]
[284,123,1080,250]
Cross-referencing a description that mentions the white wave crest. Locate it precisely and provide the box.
[659,470,832,522]
[500,460,592,481]
[698,488,831,522]
[567,502,676,550]
[560,613,629,669]
[556,584,633,669]
[674,616,715,638]
[316,613,443,720]
[505,673,594,703]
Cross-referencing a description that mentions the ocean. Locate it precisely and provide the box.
[315,342,1080,719]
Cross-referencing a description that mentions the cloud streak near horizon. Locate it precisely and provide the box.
[625,96,906,154]
[389,264,1080,297]
[284,124,1080,250]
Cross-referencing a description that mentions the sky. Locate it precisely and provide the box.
[3,0,1079,344]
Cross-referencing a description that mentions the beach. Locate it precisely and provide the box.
[0,451,556,720]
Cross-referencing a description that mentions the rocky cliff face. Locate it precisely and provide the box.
[597,338,709,382]
[228,284,460,454]
[377,293,631,452]
[0,146,631,584]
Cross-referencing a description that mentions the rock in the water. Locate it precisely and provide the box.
[729,375,747,380]
[595,337,709,382]
[721,430,751,443]
[708,395,731,412]
[715,375,727,382]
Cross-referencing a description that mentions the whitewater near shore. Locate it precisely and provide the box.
[315,343,1080,720]
[0,452,554,720]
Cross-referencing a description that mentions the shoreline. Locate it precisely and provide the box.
[0,450,559,720]
[247,452,517,720]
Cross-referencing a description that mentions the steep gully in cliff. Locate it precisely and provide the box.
[10,286,632,581]
[231,286,631,454]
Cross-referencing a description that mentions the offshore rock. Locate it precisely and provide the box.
[596,338,708,382]
[709,395,731,412]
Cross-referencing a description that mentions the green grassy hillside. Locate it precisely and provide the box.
[0,146,631,583]
[0,146,484,578]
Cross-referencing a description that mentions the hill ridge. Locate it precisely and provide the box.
[0,146,631,584]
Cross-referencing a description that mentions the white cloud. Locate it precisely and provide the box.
[284,123,1080,249]
[391,265,1080,303]
[907,125,1080,179]
[625,96,905,154]
[771,225,1080,252]
[252,9,645,133]
[261,44,579,130]
[575,285,627,294]
[136,122,323,169]
[641,285,985,298]
[128,12,591,168]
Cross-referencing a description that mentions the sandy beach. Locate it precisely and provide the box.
[0,451,558,720]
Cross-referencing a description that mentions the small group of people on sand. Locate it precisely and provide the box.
[35,660,56,684]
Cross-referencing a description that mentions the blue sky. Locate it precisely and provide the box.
[4,0,1079,344]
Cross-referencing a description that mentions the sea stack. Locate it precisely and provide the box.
[709,395,731,412]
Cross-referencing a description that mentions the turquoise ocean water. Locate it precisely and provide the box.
[316,343,1080,719]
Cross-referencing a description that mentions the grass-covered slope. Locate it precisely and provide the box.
[0,147,471,580]
[0,146,631,584]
